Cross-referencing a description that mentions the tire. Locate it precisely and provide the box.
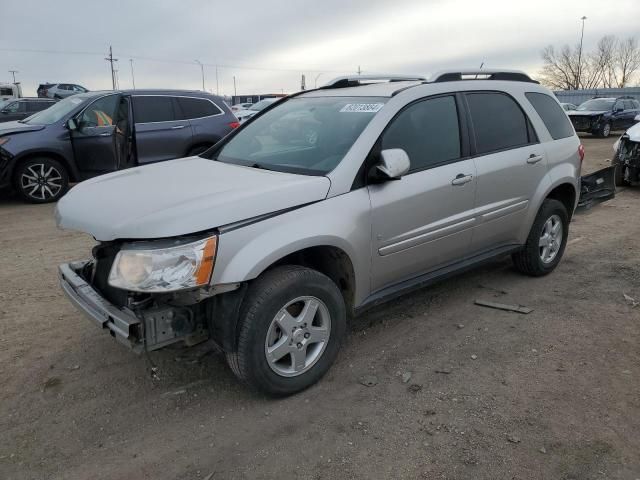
[597,122,611,138]
[14,157,69,203]
[512,199,569,277]
[226,265,346,396]
[187,144,213,157]
[613,161,629,187]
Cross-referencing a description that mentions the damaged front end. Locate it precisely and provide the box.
[59,239,240,353]
[614,134,640,185]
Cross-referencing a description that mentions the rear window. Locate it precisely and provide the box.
[0,87,14,96]
[465,92,532,154]
[526,92,574,140]
[132,96,176,123]
[176,97,222,119]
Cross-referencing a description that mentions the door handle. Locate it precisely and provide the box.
[451,174,473,186]
[171,125,186,130]
[98,132,111,137]
[527,154,543,164]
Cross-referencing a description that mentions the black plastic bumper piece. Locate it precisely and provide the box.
[59,261,143,353]
[578,166,616,209]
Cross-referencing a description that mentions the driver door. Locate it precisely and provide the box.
[70,94,123,174]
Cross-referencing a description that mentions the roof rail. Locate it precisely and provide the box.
[321,74,426,89]
[429,69,539,84]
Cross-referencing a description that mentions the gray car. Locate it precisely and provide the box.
[46,83,89,99]
[0,98,56,123]
[57,70,582,396]
[0,89,239,202]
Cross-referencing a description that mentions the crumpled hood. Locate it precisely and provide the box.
[0,121,45,136]
[567,110,608,117]
[625,122,640,142]
[56,157,331,241]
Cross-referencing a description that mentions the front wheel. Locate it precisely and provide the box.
[226,266,346,396]
[14,157,69,203]
[512,199,569,276]
[597,122,611,138]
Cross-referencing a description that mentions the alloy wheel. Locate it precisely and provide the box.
[539,214,563,264]
[20,163,63,201]
[264,296,331,377]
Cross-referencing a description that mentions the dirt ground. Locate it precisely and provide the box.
[1,135,639,480]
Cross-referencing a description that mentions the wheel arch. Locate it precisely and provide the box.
[545,182,577,220]
[11,150,78,184]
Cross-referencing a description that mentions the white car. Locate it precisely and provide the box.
[231,102,253,113]
[235,98,280,123]
[612,114,640,186]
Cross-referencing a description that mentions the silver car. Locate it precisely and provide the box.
[46,83,89,99]
[57,70,582,396]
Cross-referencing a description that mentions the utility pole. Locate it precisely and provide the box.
[215,65,219,95]
[114,69,120,89]
[195,60,205,91]
[233,75,237,97]
[8,70,18,83]
[129,59,136,89]
[357,65,362,75]
[301,74,306,90]
[314,73,323,88]
[577,16,587,90]
[104,46,118,90]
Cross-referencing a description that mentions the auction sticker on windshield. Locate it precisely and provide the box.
[340,103,384,113]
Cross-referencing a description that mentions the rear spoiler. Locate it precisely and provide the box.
[578,166,616,209]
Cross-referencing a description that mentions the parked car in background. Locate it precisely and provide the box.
[37,83,56,98]
[0,89,238,202]
[235,98,280,122]
[0,83,23,101]
[231,102,253,112]
[57,70,583,396]
[0,98,56,123]
[612,114,640,186]
[567,96,640,137]
[46,83,89,99]
[560,102,577,111]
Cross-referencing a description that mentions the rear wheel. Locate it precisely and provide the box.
[14,157,69,203]
[226,265,346,396]
[512,199,569,276]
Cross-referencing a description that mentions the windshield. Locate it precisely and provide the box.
[212,96,387,175]
[577,99,614,111]
[22,94,90,124]
[249,99,276,111]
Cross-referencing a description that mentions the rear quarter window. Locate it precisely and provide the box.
[176,97,222,120]
[132,96,176,123]
[525,92,574,140]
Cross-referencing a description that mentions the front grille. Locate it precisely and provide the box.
[571,117,592,130]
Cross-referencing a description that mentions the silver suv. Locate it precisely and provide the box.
[57,70,582,396]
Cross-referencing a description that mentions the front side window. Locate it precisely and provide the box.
[133,96,176,123]
[3,101,20,113]
[212,96,387,175]
[526,92,574,140]
[466,92,531,154]
[614,100,625,111]
[381,95,461,172]
[79,95,119,127]
[623,100,635,110]
[176,97,221,119]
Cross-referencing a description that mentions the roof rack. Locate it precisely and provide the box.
[429,69,539,84]
[321,74,426,89]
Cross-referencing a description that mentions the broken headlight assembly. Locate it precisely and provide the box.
[108,236,217,292]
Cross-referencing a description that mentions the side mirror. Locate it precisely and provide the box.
[67,118,78,131]
[615,106,624,113]
[375,149,410,180]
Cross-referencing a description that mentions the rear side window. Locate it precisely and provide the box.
[381,95,461,172]
[526,92,574,140]
[465,92,531,154]
[28,101,51,112]
[176,97,222,119]
[132,96,176,123]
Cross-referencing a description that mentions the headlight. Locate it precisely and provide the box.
[108,236,217,292]
[0,137,10,146]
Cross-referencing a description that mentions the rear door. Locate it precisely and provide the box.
[132,95,193,164]
[70,94,122,173]
[369,94,477,292]
[466,91,545,251]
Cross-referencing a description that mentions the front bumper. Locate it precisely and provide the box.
[59,261,143,353]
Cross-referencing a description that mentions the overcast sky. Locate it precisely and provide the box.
[1,0,639,97]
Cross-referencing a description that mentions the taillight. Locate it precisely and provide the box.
[229,121,240,129]
[578,144,585,163]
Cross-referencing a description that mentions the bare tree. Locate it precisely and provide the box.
[539,35,639,90]
[614,37,640,87]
